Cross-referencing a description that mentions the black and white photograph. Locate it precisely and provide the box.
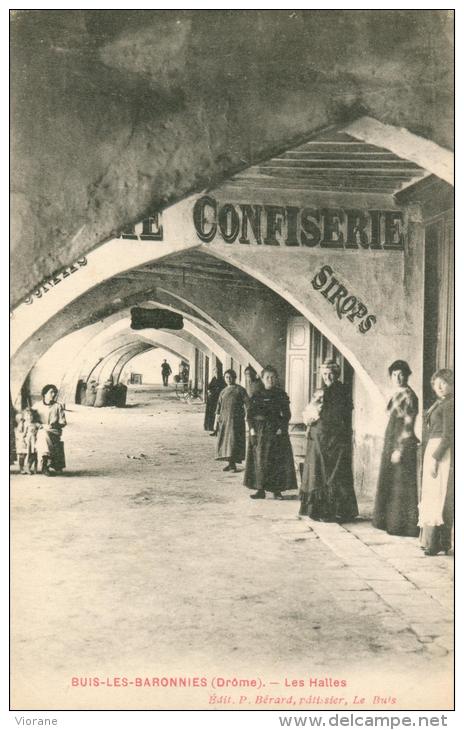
[9,8,454,715]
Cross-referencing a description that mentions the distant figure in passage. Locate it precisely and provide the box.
[161,359,172,387]
[180,361,189,384]
[215,369,249,472]
[35,384,67,476]
[244,365,297,500]
[204,367,226,435]
[298,359,358,521]
[418,369,454,555]
[373,360,419,536]
[244,364,264,398]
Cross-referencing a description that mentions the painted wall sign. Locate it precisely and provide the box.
[311,264,377,334]
[23,257,88,305]
[120,213,164,241]
[193,196,404,250]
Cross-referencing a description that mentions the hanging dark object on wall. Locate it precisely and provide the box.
[130,307,184,330]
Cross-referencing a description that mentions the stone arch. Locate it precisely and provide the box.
[12,116,454,410]
[73,331,191,390]
[111,347,155,385]
[12,253,271,404]
[10,228,387,415]
[89,342,153,385]
[203,247,382,405]
[12,241,381,409]
[57,307,256,406]
[53,316,226,406]
[20,291,262,406]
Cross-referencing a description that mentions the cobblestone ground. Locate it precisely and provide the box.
[11,387,454,710]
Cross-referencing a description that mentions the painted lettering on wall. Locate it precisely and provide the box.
[193,196,404,250]
[120,213,163,241]
[23,257,88,305]
[311,264,377,334]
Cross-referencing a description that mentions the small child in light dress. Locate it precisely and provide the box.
[298,389,325,516]
[302,388,325,432]
[15,407,38,474]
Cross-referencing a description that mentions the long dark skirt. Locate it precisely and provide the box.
[36,429,66,471]
[244,423,297,493]
[204,393,219,431]
[216,416,246,463]
[299,428,358,522]
[373,443,419,537]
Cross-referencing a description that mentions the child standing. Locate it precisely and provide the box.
[15,407,38,474]
[302,388,325,432]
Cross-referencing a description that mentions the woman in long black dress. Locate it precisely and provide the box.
[299,359,358,522]
[373,360,419,537]
[215,369,249,472]
[244,365,297,500]
[204,368,225,434]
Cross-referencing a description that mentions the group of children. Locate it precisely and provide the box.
[13,384,67,476]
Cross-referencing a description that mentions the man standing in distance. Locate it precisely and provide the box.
[161,359,172,387]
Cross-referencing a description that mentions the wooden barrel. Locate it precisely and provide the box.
[75,379,87,404]
[84,381,98,407]
[94,383,114,407]
[114,384,128,407]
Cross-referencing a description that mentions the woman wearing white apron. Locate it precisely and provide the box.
[418,369,454,556]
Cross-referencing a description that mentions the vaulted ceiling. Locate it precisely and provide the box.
[10,9,453,305]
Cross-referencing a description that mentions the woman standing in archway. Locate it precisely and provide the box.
[373,360,419,536]
[214,369,249,472]
[204,367,226,434]
[299,359,358,522]
[418,369,454,555]
[244,365,297,500]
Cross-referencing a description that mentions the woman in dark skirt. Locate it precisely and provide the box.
[204,367,225,434]
[299,360,358,522]
[215,369,249,472]
[373,360,419,537]
[244,365,297,500]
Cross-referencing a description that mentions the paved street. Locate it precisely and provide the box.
[11,387,453,710]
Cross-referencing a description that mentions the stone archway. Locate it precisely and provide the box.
[17,292,262,407]
[11,249,286,404]
[12,117,455,410]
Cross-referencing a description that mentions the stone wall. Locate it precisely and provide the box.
[11,10,453,305]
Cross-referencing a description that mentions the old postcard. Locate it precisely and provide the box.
[10,9,454,713]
